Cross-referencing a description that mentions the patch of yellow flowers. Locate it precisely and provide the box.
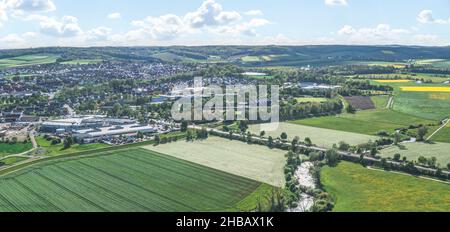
[401,87,450,92]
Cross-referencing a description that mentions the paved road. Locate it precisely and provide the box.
[190,125,450,177]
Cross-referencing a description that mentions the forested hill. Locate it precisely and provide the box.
[2,45,450,64]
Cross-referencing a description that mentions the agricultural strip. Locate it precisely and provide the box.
[249,122,378,148]
[292,109,435,135]
[144,136,287,187]
[321,162,450,212]
[0,148,263,212]
[379,142,450,166]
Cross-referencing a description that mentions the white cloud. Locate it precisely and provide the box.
[107,12,121,20]
[184,0,241,28]
[0,33,24,43]
[5,0,56,13]
[244,10,263,16]
[85,26,112,41]
[128,0,270,41]
[337,24,411,44]
[325,0,348,6]
[417,10,449,24]
[27,15,83,37]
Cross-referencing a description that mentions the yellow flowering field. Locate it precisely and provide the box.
[400,86,450,92]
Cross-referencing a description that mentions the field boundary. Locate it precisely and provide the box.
[427,118,449,141]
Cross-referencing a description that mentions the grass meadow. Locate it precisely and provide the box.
[249,122,378,148]
[379,142,450,166]
[321,162,450,212]
[144,136,287,187]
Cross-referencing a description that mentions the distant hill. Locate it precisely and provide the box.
[1,45,450,65]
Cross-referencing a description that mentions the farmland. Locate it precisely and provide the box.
[0,55,58,69]
[379,142,450,166]
[393,83,450,120]
[144,136,287,187]
[432,123,450,143]
[295,97,328,103]
[344,96,375,110]
[35,136,110,156]
[414,59,450,69]
[0,148,266,212]
[0,142,33,157]
[249,122,378,148]
[291,109,433,135]
[321,162,450,212]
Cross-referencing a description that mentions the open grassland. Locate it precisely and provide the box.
[291,109,433,135]
[0,55,58,69]
[0,142,33,157]
[375,80,411,83]
[144,136,287,187]
[249,123,377,148]
[295,97,328,103]
[36,136,110,156]
[356,73,450,83]
[321,162,450,212]
[371,96,390,109]
[432,123,450,143]
[415,59,450,69]
[344,61,407,69]
[394,84,450,120]
[0,148,265,212]
[0,157,28,166]
[379,142,450,166]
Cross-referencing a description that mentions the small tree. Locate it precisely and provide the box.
[417,126,428,141]
[325,149,340,167]
[180,120,188,132]
[260,131,266,138]
[268,136,274,149]
[280,132,288,141]
[63,136,73,149]
[304,137,312,146]
[393,153,401,162]
[447,163,450,170]
[393,132,401,145]
[291,136,300,151]
[346,104,356,114]
[154,135,161,145]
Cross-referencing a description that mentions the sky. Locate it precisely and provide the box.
[0,0,450,48]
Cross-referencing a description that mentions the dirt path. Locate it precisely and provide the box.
[426,118,449,141]
[386,95,394,109]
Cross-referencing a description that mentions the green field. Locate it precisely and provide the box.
[371,81,450,121]
[321,162,450,212]
[291,109,433,136]
[415,59,450,69]
[379,142,450,166]
[432,124,450,143]
[36,136,110,156]
[295,97,328,103]
[354,73,450,83]
[249,123,378,148]
[0,142,33,157]
[144,136,287,187]
[344,61,407,68]
[371,95,390,109]
[0,148,266,212]
[0,55,58,69]
[0,157,28,166]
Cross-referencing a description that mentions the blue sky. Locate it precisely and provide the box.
[0,0,450,48]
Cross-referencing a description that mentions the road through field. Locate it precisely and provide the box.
[427,118,449,141]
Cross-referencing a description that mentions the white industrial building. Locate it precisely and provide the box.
[73,124,156,143]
